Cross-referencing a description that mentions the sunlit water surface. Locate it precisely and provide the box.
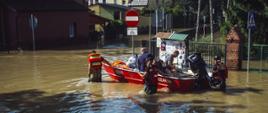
[0,51,267,113]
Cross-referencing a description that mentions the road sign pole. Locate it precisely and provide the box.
[132,35,134,55]
[247,28,251,71]
[247,28,251,82]
[246,10,256,81]
[31,14,36,51]
[149,12,151,53]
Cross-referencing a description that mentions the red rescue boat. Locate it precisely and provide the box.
[102,61,197,92]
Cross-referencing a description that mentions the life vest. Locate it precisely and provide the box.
[111,60,130,69]
[88,53,103,69]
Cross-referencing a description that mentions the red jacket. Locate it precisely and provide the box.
[88,53,103,69]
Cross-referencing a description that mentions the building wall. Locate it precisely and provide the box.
[6,9,18,49]
[5,10,92,49]
[73,0,88,6]
[0,5,5,48]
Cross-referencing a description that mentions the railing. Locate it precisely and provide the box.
[188,42,227,68]
[241,44,268,71]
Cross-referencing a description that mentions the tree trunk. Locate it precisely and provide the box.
[227,0,230,9]
[195,0,201,41]
[209,0,214,42]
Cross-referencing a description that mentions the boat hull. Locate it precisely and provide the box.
[103,63,196,92]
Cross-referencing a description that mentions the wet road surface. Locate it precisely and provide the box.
[0,51,267,113]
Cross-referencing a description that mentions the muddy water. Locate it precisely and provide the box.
[0,51,267,113]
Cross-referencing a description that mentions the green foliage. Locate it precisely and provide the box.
[164,3,184,15]
[197,34,226,44]
[113,20,124,26]
[223,0,268,44]
[264,6,268,17]
[197,35,211,42]
[219,21,231,38]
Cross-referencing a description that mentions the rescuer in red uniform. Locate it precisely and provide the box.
[88,50,110,82]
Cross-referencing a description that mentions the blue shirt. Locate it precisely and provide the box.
[138,52,150,72]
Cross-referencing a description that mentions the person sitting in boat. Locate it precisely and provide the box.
[126,54,138,69]
[88,50,110,82]
[144,54,158,95]
[164,50,179,74]
[138,47,152,72]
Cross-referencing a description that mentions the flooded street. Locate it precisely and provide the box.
[0,51,268,113]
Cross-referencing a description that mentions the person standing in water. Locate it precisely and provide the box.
[144,54,158,95]
[212,56,228,90]
[87,50,110,82]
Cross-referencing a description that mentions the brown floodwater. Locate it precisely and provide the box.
[0,51,267,113]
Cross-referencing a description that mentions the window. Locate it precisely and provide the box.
[69,23,76,39]
[122,0,126,5]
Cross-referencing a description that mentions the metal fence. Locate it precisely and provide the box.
[136,39,268,71]
[146,40,227,68]
[188,42,227,68]
[241,44,268,71]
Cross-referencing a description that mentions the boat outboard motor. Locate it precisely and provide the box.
[187,53,211,89]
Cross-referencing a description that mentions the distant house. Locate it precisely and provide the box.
[89,3,129,21]
[89,3,130,40]
[0,0,108,50]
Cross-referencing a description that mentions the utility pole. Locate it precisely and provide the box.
[209,0,214,43]
[155,9,158,34]
[195,0,201,41]
[155,0,159,34]
[162,8,165,32]
[149,12,152,53]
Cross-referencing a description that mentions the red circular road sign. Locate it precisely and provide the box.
[125,10,139,27]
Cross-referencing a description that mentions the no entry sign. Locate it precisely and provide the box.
[125,10,139,27]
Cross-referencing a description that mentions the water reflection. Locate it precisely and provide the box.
[129,95,161,113]
[128,94,248,113]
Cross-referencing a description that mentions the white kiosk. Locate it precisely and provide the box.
[155,32,188,69]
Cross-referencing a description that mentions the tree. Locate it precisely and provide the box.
[223,0,268,44]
